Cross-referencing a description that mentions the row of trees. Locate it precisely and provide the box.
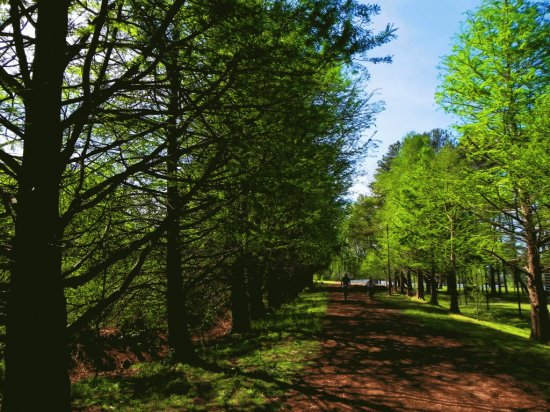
[0,1,394,410]
[334,0,549,342]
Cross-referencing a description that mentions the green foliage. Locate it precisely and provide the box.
[436,0,550,340]
[71,290,328,411]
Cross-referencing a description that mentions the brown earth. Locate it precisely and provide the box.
[280,286,549,412]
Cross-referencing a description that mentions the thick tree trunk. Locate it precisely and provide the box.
[266,270,283,310]
[166,234,196,363]
[416,271,425,300]
[165,59,197,364]
[247,256,265,321]
[406,270,414,297]
[523,206,550,343]
[448,268,460,313]
[3,3,71,411]
[399,272,406,294]
[425,272,432,295]
[448,249,460,314]
[230,255,251,333]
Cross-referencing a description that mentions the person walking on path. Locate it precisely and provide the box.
[341,274,351,302]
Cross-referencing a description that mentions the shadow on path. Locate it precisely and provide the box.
[280,287,549,411]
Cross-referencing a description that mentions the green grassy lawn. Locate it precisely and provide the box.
[435,287,533,337]
[72,289,327,411]
[379,292,550,398]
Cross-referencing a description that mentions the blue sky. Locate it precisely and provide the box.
[350,0,482,197]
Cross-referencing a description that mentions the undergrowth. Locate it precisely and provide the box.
[72,289,327,411]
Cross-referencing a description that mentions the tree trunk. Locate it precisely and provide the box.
[425,272,432,295]
[447,268,460,313]
[3,3,71,411]
[502,267,508,294]
[429,269,439,306]
[523,206,550,343]
[247,256,265,321]
[230,255,251,333]
[416,271,425,300]
[406,270,414,297]
[399,271,406,294]
[386,225,392,295]
[514,266,522,318]
[488,264,497,296]
[448,246,460,314]
[165,59,197,364]
[266,269,283,310]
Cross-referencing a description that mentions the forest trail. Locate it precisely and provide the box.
[280,286,549,411]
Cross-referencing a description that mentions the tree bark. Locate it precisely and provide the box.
[448,243,460,314]
[425,272,432,295]
[165,59,196,364]
[230,255,251,333]
[502,267,508,294]
[416,271,425,300]
[523,205,550,343]
[448,268,460,313]
[488,264,497,296]
[247,256,265,321]
[429,269,439,306]
[3,3,71,411]
[406,270,414,297]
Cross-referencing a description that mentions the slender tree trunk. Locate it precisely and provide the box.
[386,225,392,295]
[416,271,425,300]
[496,262,502,296]
[502,267,508,294]
[230,255,251,333]
[519,276,529,295]
[463,274,468,305]
[523,206,549,343]
[3,3,71,410]
[448,230,460,313]
[514,267,522,318]
[165,59,197,364]
[488,264,497,296]
[429,268,439,306]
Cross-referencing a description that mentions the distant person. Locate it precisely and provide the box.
[341,274,351,301]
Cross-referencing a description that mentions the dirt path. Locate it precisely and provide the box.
[280,287,549,411]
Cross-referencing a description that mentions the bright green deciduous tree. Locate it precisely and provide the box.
[436,0,550,342]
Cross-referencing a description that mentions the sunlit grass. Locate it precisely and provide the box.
[72,289,328,411]
[378,293,550,398]
[435,287,532,332]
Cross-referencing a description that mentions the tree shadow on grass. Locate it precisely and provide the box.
[72,289,327,411]
[72,287,550,411]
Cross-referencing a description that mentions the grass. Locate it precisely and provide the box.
[72,289,328,411]
[434,287,532,336]
[378,292,550,398]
